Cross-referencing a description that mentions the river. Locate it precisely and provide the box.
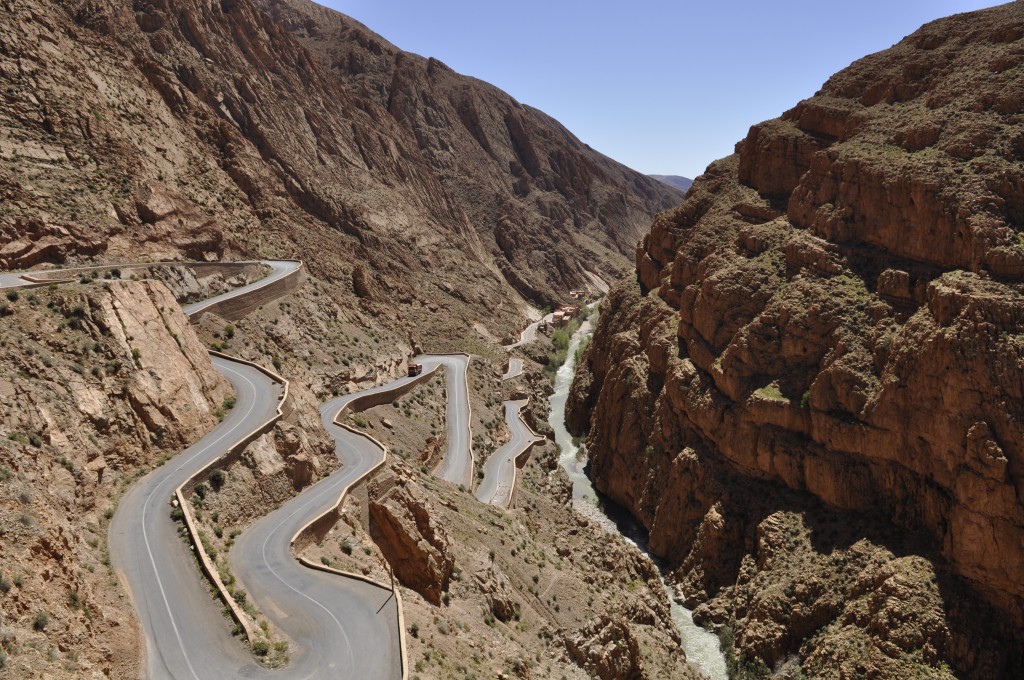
[548,318,729,680]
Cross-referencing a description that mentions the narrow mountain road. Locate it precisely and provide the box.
[502,358,524,380]
[425,355,475,489]
[2,258,543,676]
[182,260,300,317]
[504,313,554,350]
[474,399,544,507]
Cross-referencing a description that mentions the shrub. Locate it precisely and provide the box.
[5,290,17,302]
[552,329,570,352]
[33,610,49,631]
[222,395,236,411]
[209,468,225,491]
[223,324,235,339]
[0,574,11,593]
[251,640,270,656]
[194,483,209,500]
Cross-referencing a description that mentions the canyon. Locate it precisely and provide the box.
[3,0,1024,678]
[0,0,690,677]
[570,3,1024,678]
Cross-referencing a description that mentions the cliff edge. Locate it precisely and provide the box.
[570,4,1024,677]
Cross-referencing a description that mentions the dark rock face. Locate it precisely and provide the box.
[262,0,682,304]
[570,4,1024,678]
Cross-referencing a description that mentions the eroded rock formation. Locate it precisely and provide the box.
[370,480,454,605]
[570,4,1024,677]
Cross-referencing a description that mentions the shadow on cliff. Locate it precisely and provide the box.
[703,474,1023,679]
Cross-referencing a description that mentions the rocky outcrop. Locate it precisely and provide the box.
[369,481,454,605]
[570,4,1024,678]
[564,616,645,680]
[0,279,229,678]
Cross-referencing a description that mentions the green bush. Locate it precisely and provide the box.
[251,640,270,656]
[209,468,225,491]
[552,329,570,352]
[33,610,49,631]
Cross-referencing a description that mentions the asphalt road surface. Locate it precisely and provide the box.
[502,358,524,380]
[2,261,508,678]
[420,355,474,489]
[474,399,544,507]
[504,313,554,349]
[183,260,300,317]
[92,261,400,679]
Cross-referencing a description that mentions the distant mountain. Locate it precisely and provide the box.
[648,175,693,192]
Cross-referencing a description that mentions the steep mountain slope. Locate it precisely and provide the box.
[0,0,680,342]
[570,3,1024,678]
[263,0,679,304]
[0,1,691,677]
[649,174,693,193]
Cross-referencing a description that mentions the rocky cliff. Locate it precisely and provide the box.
[0,0,679,343]
[570,4,1024,677]
[0,279,232,677]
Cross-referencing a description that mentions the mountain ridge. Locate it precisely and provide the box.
[648,174,693,192]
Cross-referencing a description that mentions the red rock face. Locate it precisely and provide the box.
[570,4,1024,676]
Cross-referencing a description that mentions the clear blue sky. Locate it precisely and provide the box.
[321,1,1003,179]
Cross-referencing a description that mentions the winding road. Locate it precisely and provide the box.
[2,258,550,676]
[182,260,300,318]
[474,399,544,507]
[424,355,475,488]
[502,358,524,380]
[504,312,554,350]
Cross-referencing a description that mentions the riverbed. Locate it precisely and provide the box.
[548,319,729,680]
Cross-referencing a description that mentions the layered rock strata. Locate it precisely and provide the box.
[570,4,1024,677]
